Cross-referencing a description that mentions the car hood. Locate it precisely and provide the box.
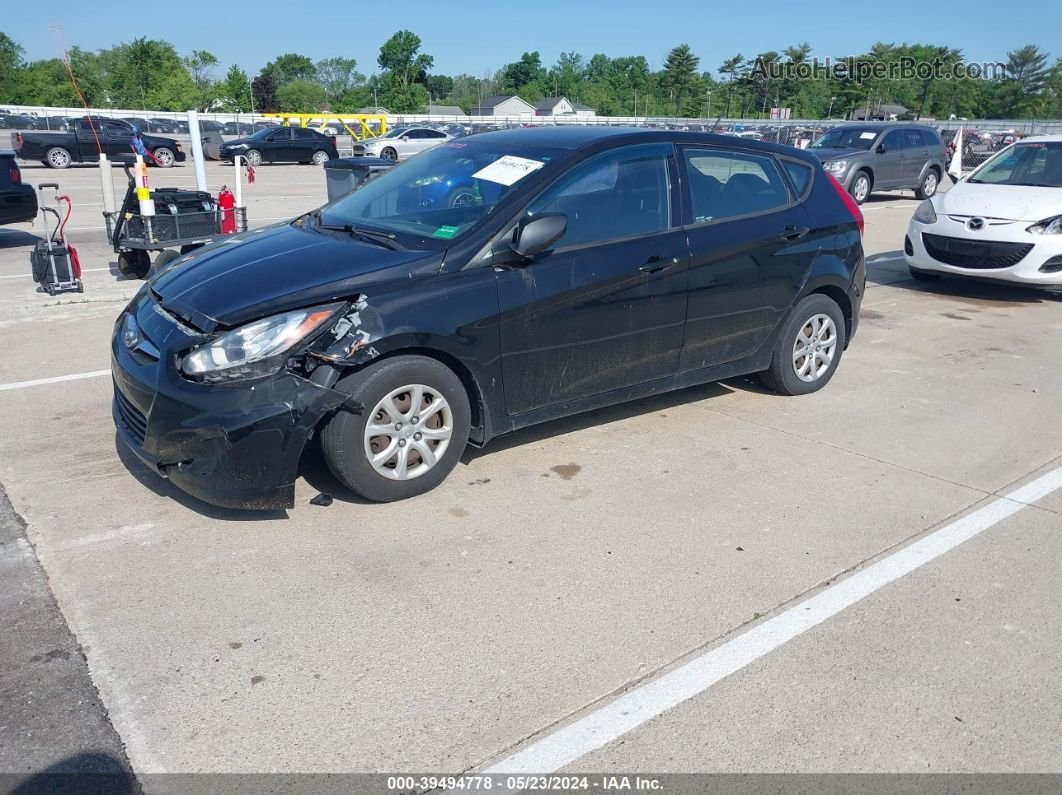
[149,223,441,331]
[808,147,868,162]
[219,137,257,148]
[938,182,1062,222]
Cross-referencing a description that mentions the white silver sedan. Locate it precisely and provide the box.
[357,126,452,161]
[905,135,1062,287]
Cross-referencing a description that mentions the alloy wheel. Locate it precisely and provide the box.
[363,384,453,481]
[792,314,838,383]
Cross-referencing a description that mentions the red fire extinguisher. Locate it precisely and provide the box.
[218,185,236,234]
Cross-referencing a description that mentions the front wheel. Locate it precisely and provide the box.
[380,147,398,161]
[321,356,471,502]
[244,149,262,167]
[759,294,847,396]
[848,171,871,205]
[311,150,330,166]
[152,147,175,168]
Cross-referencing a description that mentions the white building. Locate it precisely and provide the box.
[469,95,536,117]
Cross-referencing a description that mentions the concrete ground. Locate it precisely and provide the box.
[0,159,1059,790]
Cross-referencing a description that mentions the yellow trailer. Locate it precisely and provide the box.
[260,113,387,140]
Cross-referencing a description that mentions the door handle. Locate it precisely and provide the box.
[638,256,680,274]
[779,226,810,241]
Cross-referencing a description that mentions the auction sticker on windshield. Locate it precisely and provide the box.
[472,155,545,186]
[860,132,877,139]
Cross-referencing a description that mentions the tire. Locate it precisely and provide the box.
[311,150,330,166]
[445,185,479,208]
[244,149,262,167]
[848,170,871,205]
[321,356,471,502]
[152,147,175,168]
[381,147,397,161]
[150,249,181,276]
[909,265,942,282]
[759,294,847,396]
[45,147,72,169]
[117,250,151,280]
[915,168,939,200]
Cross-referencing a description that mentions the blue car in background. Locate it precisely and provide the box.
[395,151,506,213]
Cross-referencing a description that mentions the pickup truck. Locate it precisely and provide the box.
[15,117,185,169]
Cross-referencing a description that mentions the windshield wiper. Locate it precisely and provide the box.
[311,215,405,250]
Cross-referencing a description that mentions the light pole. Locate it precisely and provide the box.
[827,95,836,118]
[706,89,712,119]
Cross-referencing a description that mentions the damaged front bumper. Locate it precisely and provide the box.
[110,292,352,511]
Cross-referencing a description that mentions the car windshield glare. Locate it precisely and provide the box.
[248,127,275,140]
[319,141,559,245]
[810,129,880,150]
[967,141,1062,187]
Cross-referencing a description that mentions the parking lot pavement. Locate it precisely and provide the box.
[0,163,1060,782]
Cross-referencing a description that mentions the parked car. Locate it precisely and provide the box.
[354,126,452,161]
[0,152,37,225]
[16,117,185,168]
[223,121,254,136]
[808,122,948,204]
[198,120,226,133]
[148,118,179,133]
[0,114,42,130]
[111,126,865,510]
[218,126,338,166]
[905,136,1062,287]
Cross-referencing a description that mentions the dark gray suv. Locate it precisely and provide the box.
[808,123,949,204]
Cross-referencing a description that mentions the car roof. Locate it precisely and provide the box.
[1014,134,1062,143]
[467,125,819,161]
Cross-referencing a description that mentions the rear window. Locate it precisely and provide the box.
[781,159,814,197]
[922,129,943,146]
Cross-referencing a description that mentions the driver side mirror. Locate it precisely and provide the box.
[876,143,887,154]
[510,213,567,260]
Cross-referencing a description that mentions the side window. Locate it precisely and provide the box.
[405,129,424,139]
[881,130,904,152]
[525,144,672,249]
[922,129,942,146]
[269,129,290,141]
[104,121,129,137]
[424,130,447,139]
[683,148,790,222]
[293,127,314,139]
[903,129,924,148]
[781,159,814,198]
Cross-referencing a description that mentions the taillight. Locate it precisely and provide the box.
[825,171,864,236]
[11,167,20,184]
[330,136,336,146]
[16,132,23,147]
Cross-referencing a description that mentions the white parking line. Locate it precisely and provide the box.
[485,463,1062,774]
[0,370,110,392]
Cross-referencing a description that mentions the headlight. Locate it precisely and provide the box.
[120,313,142,349]
[412,175,444,186]
[823,159,848,175]
[180,304,343,383]
[913,200,937,224]
[1028,215,1062,235]
[228,143,248,150]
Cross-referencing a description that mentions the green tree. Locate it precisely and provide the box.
[265,53,317,85]
[0,33,25,101]
[719,54,746,116]
[276,79,327,112]
[547,51,585,100]
[316,57,363,106]
[219,65,253,112]
[662,44,699,114]
[501,51,545,95]
[997,45,1050,117]
[252,71,279,112]
[378,30,434,91]
[183,49,219,110]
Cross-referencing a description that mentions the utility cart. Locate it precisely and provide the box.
[106,162,247,280]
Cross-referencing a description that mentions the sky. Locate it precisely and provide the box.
[4,0,1056,78]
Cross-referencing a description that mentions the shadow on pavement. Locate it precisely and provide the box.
[0,229,40,249]
[7,752,138,795]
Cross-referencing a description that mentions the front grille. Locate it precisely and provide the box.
[114,386,147,447]
[921,233,1033,270]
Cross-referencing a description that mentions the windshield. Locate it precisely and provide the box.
[967,141,1062,187]
[248,127,277,140]
[810,128,881,150]
[317,140,562,247]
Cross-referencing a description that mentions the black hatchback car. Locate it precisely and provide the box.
[112,127,864,510]
[218,125,338,166]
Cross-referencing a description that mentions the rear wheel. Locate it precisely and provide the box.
[45,147,72,169]
[446,186,480,208]
[759,294,846,396]
[312,150,330,165]
[117,250,151,280]
[849,170,871,205]
[915,168,939,200]
[321,356,471,502]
